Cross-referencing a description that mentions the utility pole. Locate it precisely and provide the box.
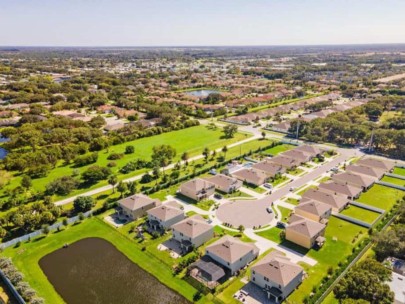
[296,121,300,141]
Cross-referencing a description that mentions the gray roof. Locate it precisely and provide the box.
[181,178,215,193]
[332,171,375,188]
[318,181,362,198]
[357,157,395,171]
[147,203,183,221]
[206,174,241,189]
[287,214,325,238]
[346,164,385,179]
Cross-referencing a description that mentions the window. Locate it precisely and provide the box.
[252,270,255,275]
[252,277,255,281]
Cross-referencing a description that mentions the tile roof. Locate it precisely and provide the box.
[206,235,258,264]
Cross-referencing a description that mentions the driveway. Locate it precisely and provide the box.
[216,197,274,229]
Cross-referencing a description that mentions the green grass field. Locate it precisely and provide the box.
[340,205,381,224]
[356,184,404,210]
[257,226,284,243]
[393,167,405,176]
[1,125,251,198]
[264,143,295,155]
[278,205,292,221]
[2,218,198,303]
[381,176,405,187]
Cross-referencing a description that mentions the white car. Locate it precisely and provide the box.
[263,183,273,189]
[266,207,273,213]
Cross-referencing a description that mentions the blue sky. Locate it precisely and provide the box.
[0,0,404,46]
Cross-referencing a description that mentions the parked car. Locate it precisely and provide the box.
[209,169,217,175]
[214,193,223,199]
[289,187,295,192]
[266,207,273,213]
[277,221,286,228]
[263,183,273,189]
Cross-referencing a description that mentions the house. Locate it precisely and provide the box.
[346,164,386,180]
[281,150,312,164]
[171,215,213,252]
[232,168,268,186]
[294,145,323,158]
[189,256,226,286]
[356,157,395,172]
[332,172,375,190]
[147,201,185,230]
[302,188,349,212]
[318,181,363,200]
[269,155,299,169]
[251,251,304,303]
[205,235,259,275]
[272,121,291,134]
[286,214,326,249]
[179,178,215,201]
[206,174,243,194]
[118,194,161,220]
[294,198,332,223]
[252,161,285,177]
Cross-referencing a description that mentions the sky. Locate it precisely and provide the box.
[0,0,404,46]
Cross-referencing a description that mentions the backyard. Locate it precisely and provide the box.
[340,205,381,224]
[356,184,404,210]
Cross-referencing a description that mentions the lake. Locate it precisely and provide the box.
[0,137,8,160]
[185,89,219,98]
[39,238,190,304]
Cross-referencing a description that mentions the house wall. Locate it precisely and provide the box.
[179,185,215,201]
[207,250,257,275]
[120,202,158,220]
[251,270,303,300]
[285,229,312,249]
[215,180,243,193]
[172,226,213,248]
[294,209,321,222]
[148,213,185,230]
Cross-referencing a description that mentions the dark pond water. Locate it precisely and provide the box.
[39,237,190,304]
[185,89,219,97]
[0,137,8,160]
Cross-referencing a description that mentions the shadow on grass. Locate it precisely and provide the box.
[33,236,46,243]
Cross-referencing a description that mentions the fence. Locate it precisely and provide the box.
[332,213,372,228]
[376,181,405,191]
[349,201,385,214]
[0,269,26,304]
[385,172,405,181]
[0,210,93,250]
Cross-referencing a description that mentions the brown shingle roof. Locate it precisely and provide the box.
[302,189,349,210]
[356,157,395,171]
[318,181,362,198]
[346,164,385,179]
[287,215,325,238]
[206,235,258,264]
[118,194,160,211]
[147,202,183,221]
[181,178,215,193]
[252,161,285,176]
[252,251,303,287]
[332,172,375,188]
[295,199,332,216]
[171,215,212,238]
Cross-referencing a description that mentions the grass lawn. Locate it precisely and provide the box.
[285,197,300,205]
[278,206,292,221]
[296,185,318,196]
[243,183,266,194]
[213,226,253,243]
[257,227,284,243]
[340,205,381,224]
[356,184,404,211]
[264,143,295,156]
[287,168,304,176]
[195,199,216,211]
[393,167,405,177]
[378,111,402,123]
[287,217,368,303]
[2,218,198,303]
[1,125,251,198]
[316,176,331,183]
[222,190,252,199]
[272,175,290,187]
[381,176,405,187]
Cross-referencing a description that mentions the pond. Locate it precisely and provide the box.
[0,137,8,160]
[185,89,219,98]
[39,238,190,304]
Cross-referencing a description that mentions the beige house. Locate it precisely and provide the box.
[294,198,332,223]
[147,201,185,230]
[318,181,362,200]
[118,194,161,220]
[357,157,395,172]
[332,172,375,190]
[346,164,386,180]
[302,188,349,212]
[286,214,326,249]
[179,178,215,201]
[251,251,304,303]
[295,145,323,158]
[172,215,213,252]
[252,161,285,177]
[206,235,259,275]
[232,168,268,186]
[269,155,299,169]
[281,149,312,164]
[206,174,242,193]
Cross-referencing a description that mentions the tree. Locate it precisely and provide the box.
[46,176,79,195]
[125,145,135,154]
[223,124,238,138]
[127,181,137,195]
[222,146,228,159]
[202,147,210,163]
[20,175,32,190]
[261,131,266,140]
[88,115,106,128]
[117,181,128,198]
[73,196,94,212]
[81,166,111,184]
[108,174,118,193]
[181,152,189,165]
[334,259,394,304]
[151,145,176,171]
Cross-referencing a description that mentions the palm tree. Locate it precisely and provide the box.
[202,147,210,163]
[181,152,189,167]
[261,131,266,140]
[108,175,118,193]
